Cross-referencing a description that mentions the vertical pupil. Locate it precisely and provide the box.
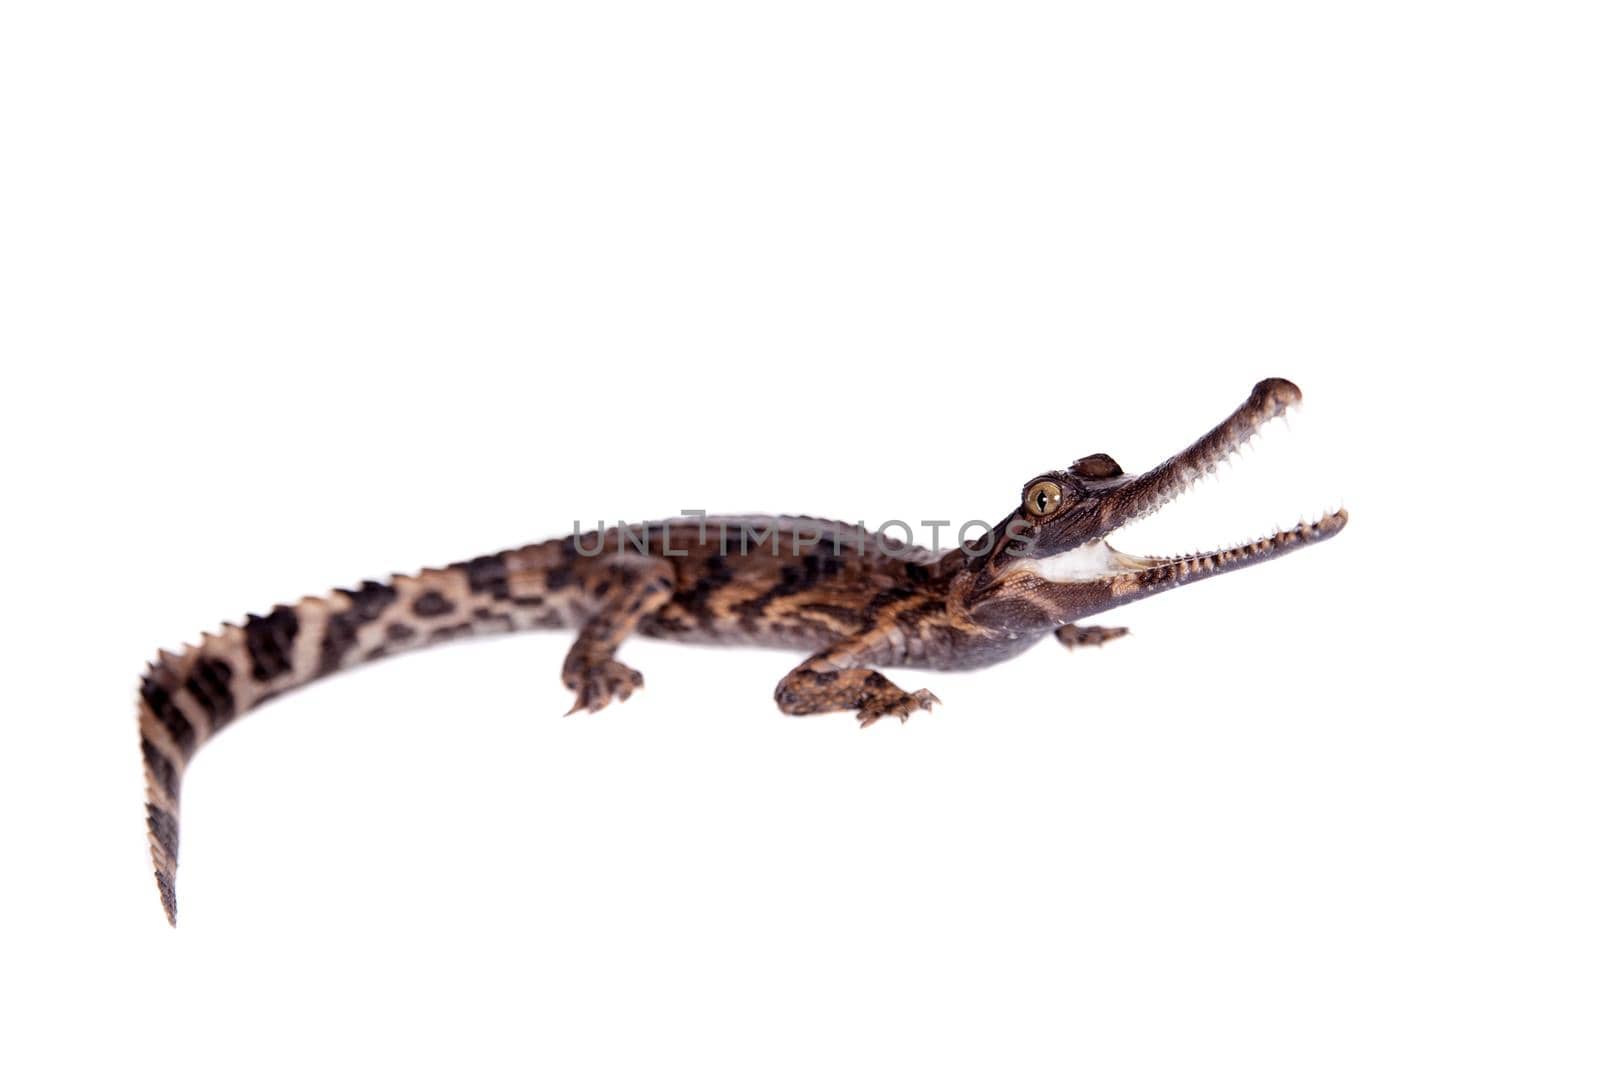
[1035,490,1047,511]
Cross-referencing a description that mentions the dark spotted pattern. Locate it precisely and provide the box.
[728,552,849,630]
[734,563,809,630]
[184,656,237,730]
[141,737,179,800]
[412,591,454,618]
[141,671,195,757]
[461,553,510,599]
[244,606,300,683]
[863,585,919,617]
[894,595,948,627]
[319,580,398,675]
[801,602,867,625]
[675,553,735,625]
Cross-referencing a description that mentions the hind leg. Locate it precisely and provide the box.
[562,556,676,714]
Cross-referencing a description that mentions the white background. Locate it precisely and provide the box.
[2,3,1595,1064]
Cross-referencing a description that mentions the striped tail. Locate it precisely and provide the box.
[138,546,573,924]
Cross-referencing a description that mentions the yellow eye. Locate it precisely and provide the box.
[1024,480,1063,517]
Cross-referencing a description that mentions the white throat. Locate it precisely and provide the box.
[1016,540,1145,582]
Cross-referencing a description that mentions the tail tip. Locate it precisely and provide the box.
[155,870,178,926]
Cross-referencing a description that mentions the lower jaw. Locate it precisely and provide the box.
[1024,508,1348,586]
[1107,508,1348,590]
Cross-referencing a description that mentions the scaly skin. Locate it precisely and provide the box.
[138,378,1346,924]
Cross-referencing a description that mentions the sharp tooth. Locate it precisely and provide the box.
[1113,403,1342,564]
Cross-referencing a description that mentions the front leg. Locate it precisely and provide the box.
[562,557,675,714]
[773,632,939,728]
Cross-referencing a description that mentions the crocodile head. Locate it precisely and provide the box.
[964,377,1346,628]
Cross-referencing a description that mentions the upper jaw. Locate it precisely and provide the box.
[1099,377,1307,531]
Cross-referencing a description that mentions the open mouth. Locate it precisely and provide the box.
[1023,379,1346,590]
[1022,512,1348,586]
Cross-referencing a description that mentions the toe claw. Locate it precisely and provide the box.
[562,659,645,716]
[853,687,940,729]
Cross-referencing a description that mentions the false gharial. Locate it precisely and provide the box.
[137,377,1345,923]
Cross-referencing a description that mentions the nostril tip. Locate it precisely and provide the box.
[1252,377,1303,411]
[1318,509,1350,535]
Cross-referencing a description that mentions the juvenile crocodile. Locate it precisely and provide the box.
[137,377,1345,923]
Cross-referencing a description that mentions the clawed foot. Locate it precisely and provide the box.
[856,687,940,728]
[1055,624,1129,649]
[564,658,644,715]
[773,661,940,725]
